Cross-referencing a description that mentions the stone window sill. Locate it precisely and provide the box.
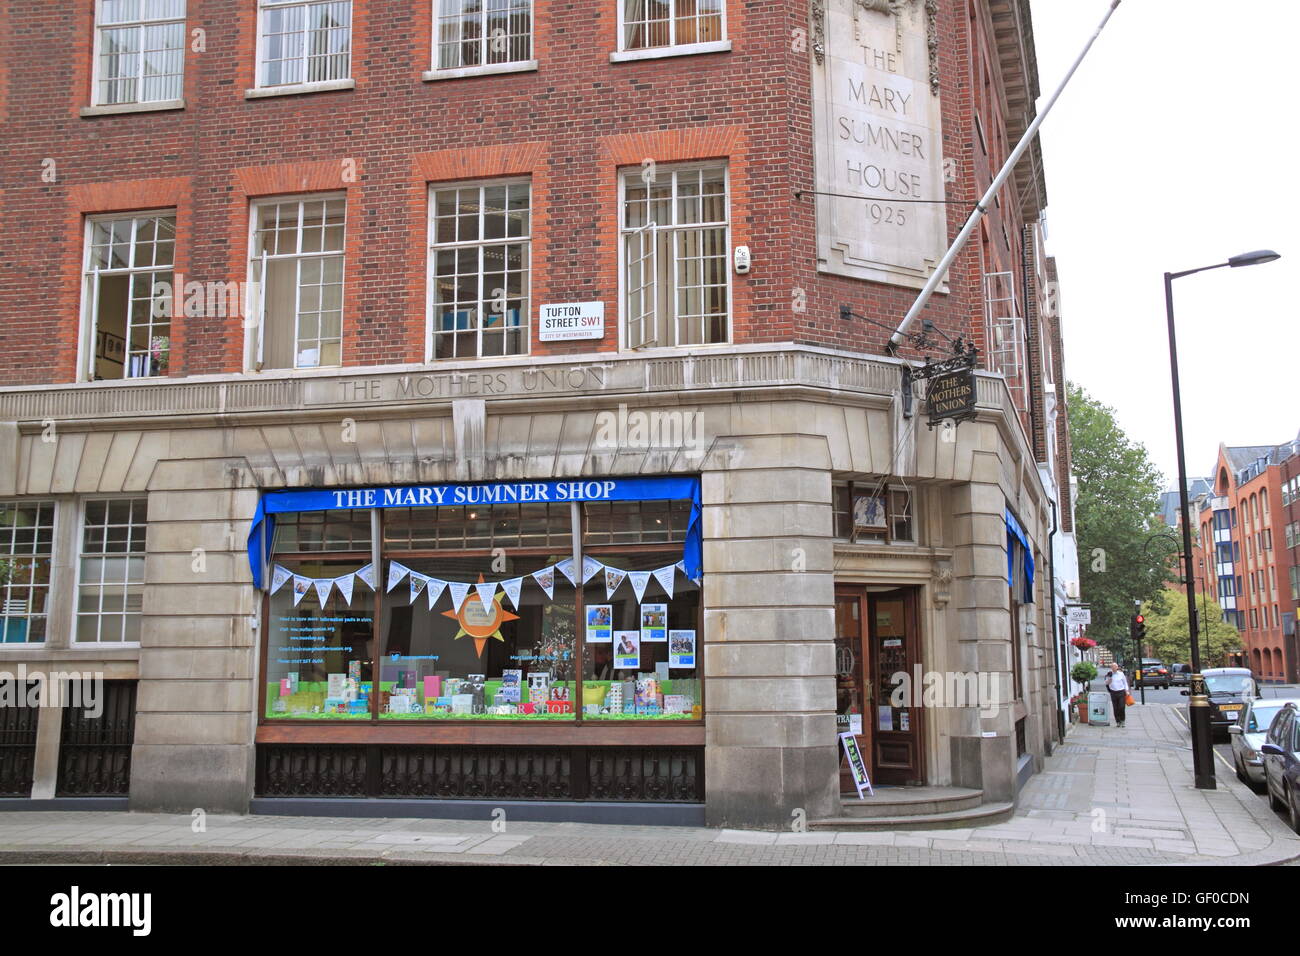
[80,99,185,117]
[422,61,538,82]
[245,78,355,99]
[609,40,731,63]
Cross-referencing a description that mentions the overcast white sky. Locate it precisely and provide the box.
[1028,0,1299,485]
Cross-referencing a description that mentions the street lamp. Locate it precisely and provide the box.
[1166,249,1281,790]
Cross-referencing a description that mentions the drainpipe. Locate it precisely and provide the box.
[1048,497,1063,743]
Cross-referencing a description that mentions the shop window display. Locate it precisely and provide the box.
[379,554,575,719]
[580,552,700,720]
[264,558,376,719]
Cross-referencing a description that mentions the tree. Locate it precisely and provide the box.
[1142,588,1239,668]
[1068,383,1172,660]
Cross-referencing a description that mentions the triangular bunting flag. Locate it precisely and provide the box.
[531,566,555,600]
[652,564,675,599]
[555,558,577,586]
[475,581,498,616]
[270,565,292,595]
[409,573,426,605]
[335,574,355,606]
[292,576,310,607]
[581,555,604,584]
[448,581,471,613]
[425,578,447,610]
[313,578,334,607]
[629,570,651,603]
[604,566,627,600]
[354,563,376,590]
[501,576,523,610]
[387,561,410,592]
[675,560,686,574]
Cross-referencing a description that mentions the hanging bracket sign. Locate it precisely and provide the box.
[925,366,977,428]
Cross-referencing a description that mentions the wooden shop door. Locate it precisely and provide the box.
[868,588,924,785]
[834,588,872,792]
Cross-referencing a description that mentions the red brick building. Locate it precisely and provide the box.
[0,1,1075,826]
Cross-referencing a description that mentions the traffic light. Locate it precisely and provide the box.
[1132,613,1146,644]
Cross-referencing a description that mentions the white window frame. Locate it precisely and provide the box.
[0,500,57,648]
[425,0,537,81]
[617,161,732,352]
[78,209,177,383]
[90,0,187,108]
[246,193,348,372]
[425,178,532,362]
[252,0,353,94]
[613,0,730,62]
[73,497,148,647]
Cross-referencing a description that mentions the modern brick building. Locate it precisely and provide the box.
[0,0,1077,827]
[1196,440,1300,683]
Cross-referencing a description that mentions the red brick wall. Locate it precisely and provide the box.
[0,0,1039,385]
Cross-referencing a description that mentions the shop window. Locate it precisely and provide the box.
[428,180,531,359]
[384,502,570,551]
[619,0,724,52]
[622,164,729,349]
[0,501,55,645]
[257,0,351,88]
[94,0,186,106]
[582,499,690,545]
[434,0,532,71]
[76,498,147,644]
[832,482,917,544]
[265,558,376,719]
[249,195,346,370]
[82,213,175,381]
[580,552,700,720]
[377,554,573,720]
[274,509,372,552]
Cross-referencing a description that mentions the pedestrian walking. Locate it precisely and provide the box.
[1103,662,1129,727]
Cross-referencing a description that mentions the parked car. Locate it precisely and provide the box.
[1135,658,1170,689]
[1229,697,1300,791]
[1183,667,1259,740]
[1260,702,1300,834]
[1169,663,1192,686]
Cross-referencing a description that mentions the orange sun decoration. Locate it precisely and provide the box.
[442,573,518,658]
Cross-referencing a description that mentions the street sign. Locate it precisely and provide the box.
[538,301,604,341]
[925,366,977,426]
[1066,607,1091,626]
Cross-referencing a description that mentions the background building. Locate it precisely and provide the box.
[0,0,1077,827]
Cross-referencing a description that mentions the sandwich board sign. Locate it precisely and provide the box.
[839,731,874,799]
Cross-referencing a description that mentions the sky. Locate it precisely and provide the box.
[1028,0,1300,486]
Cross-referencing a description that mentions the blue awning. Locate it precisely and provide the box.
[247,476,703,588]
[1005,507,1035,603]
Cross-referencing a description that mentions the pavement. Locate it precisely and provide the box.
[2,702,1298,866]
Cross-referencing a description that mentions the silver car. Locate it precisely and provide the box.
[1229,697,1300,790]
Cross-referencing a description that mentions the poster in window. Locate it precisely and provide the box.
[668,629,696,668]
[640,603,667,642]
[586,604,612,643]
[613,630,640,669]
[852,495,887,531]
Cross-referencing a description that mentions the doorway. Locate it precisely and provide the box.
[834,586,924,789]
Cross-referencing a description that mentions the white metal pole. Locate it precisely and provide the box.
[888,0,1122,351]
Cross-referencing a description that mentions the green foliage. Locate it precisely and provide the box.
[1070,661,1098,687]
[1142,588,1240,668]
[1067,382,1172,659]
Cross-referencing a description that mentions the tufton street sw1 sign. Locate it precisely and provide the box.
[539,302,604,341]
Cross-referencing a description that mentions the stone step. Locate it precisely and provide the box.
[809,800,1016,831]
[833,785,985,818]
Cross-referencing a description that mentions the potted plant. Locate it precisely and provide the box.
[1070,661,1097,722]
